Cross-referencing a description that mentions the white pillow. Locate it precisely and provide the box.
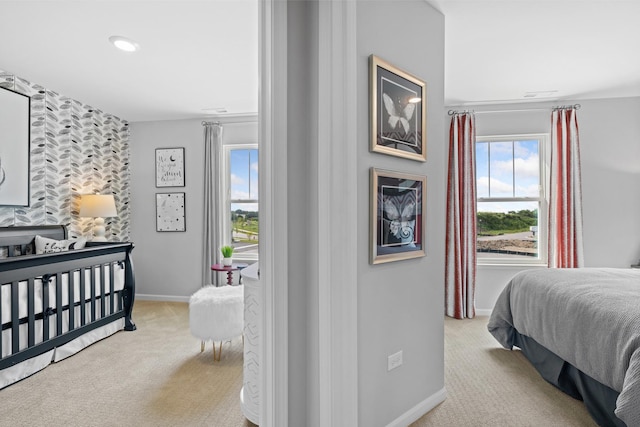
[35,235,87,254]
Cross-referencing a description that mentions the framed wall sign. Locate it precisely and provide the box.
[370,55,426,162]
[156,192,186,232]
[155,147,185,187]
[0,86,31,206]
[370,168,426,264]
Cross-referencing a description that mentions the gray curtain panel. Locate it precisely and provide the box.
[202,123,223,286]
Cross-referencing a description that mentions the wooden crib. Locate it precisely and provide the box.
[0,225,135,388]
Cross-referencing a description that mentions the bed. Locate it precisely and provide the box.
[488,268,640,427]
[0,225,136,389]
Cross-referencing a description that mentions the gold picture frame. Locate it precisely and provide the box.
[370,168,426,264]
[370,55,426,162]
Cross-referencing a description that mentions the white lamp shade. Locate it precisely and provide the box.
[79,194,118,218]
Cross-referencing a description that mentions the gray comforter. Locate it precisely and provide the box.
[488,268,640,426]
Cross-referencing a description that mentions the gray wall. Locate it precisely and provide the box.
[357,2,445,425]
[283,1,445,425]
[471,97,640,312]
[287,0,316,423]
[129,118,257,299]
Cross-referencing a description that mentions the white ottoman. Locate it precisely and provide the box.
[189,285,244,361]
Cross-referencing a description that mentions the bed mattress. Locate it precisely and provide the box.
[488,268,640,426]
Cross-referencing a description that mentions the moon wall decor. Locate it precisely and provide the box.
[155,147,185,187]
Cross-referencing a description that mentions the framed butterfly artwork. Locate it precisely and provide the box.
[370,55,426,161]
[370,168,426,264]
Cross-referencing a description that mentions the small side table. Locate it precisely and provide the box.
[211,263,249,286]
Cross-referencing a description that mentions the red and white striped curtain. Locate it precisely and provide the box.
[445,112,477,319]
[548,108,584,268]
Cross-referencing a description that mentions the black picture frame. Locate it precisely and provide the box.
[370,55,426,162]
[156,192,186,232]
[0,86,31,207]
[155,147,185,187]
[370,168,426,264]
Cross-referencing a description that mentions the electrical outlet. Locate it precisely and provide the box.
[387,350,403,371]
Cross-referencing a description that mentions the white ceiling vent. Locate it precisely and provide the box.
[523,90,558,99]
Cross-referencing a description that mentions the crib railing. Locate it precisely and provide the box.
[0,242,135,370]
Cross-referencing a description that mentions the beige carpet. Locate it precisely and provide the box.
[0,301,255,427]
[412,316,598,427]
[0,304,600,427]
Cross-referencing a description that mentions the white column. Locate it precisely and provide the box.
[259,0,289,426]
[316,1,359,425]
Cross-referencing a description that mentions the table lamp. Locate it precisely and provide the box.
[79,194,118,242]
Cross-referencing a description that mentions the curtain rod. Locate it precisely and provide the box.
[552,104,581,111]
[201,120,258,126]
[447,104,581,116]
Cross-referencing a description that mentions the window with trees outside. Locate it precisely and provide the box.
[224,145,258,261]
[476,134,547,264]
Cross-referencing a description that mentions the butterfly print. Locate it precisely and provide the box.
[382,92,416,134]
[382,191,417,246]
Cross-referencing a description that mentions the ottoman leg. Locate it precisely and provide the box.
[213,341,223,362]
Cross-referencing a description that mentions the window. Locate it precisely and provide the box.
[223,144,258,261]
[475,134,547,265]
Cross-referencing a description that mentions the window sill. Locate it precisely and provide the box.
[477,262,547,269]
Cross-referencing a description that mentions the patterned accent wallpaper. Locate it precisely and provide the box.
[0,69,130,241]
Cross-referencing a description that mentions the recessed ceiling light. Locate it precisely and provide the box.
[109,36,140,53]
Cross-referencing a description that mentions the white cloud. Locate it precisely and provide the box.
[251,162,258,172]
[482,140,539,178]
[231,190,250,200]
[486,141,513,155]
[231,169,258,199]
[492,158,513,177]
[514,155,539,178]
[515,183,539,197]
[477,176,491,196]
[514,143,534,158]
[487,140,537,158]
[231,188,259,200]
[231,202,258,212]
[231,173,245,186]
[488,154,539,183]
[477,176,513,197]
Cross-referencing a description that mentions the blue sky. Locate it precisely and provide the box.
[476,139,539,213]
[230,148,258,212]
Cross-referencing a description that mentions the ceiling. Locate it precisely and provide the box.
[431,0,640,106]
[1,1,638,122]
[0,0,258,123]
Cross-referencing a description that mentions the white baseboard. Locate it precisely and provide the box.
[136,294,190,303]
[386,387,447,427]
[475,308,493,317]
